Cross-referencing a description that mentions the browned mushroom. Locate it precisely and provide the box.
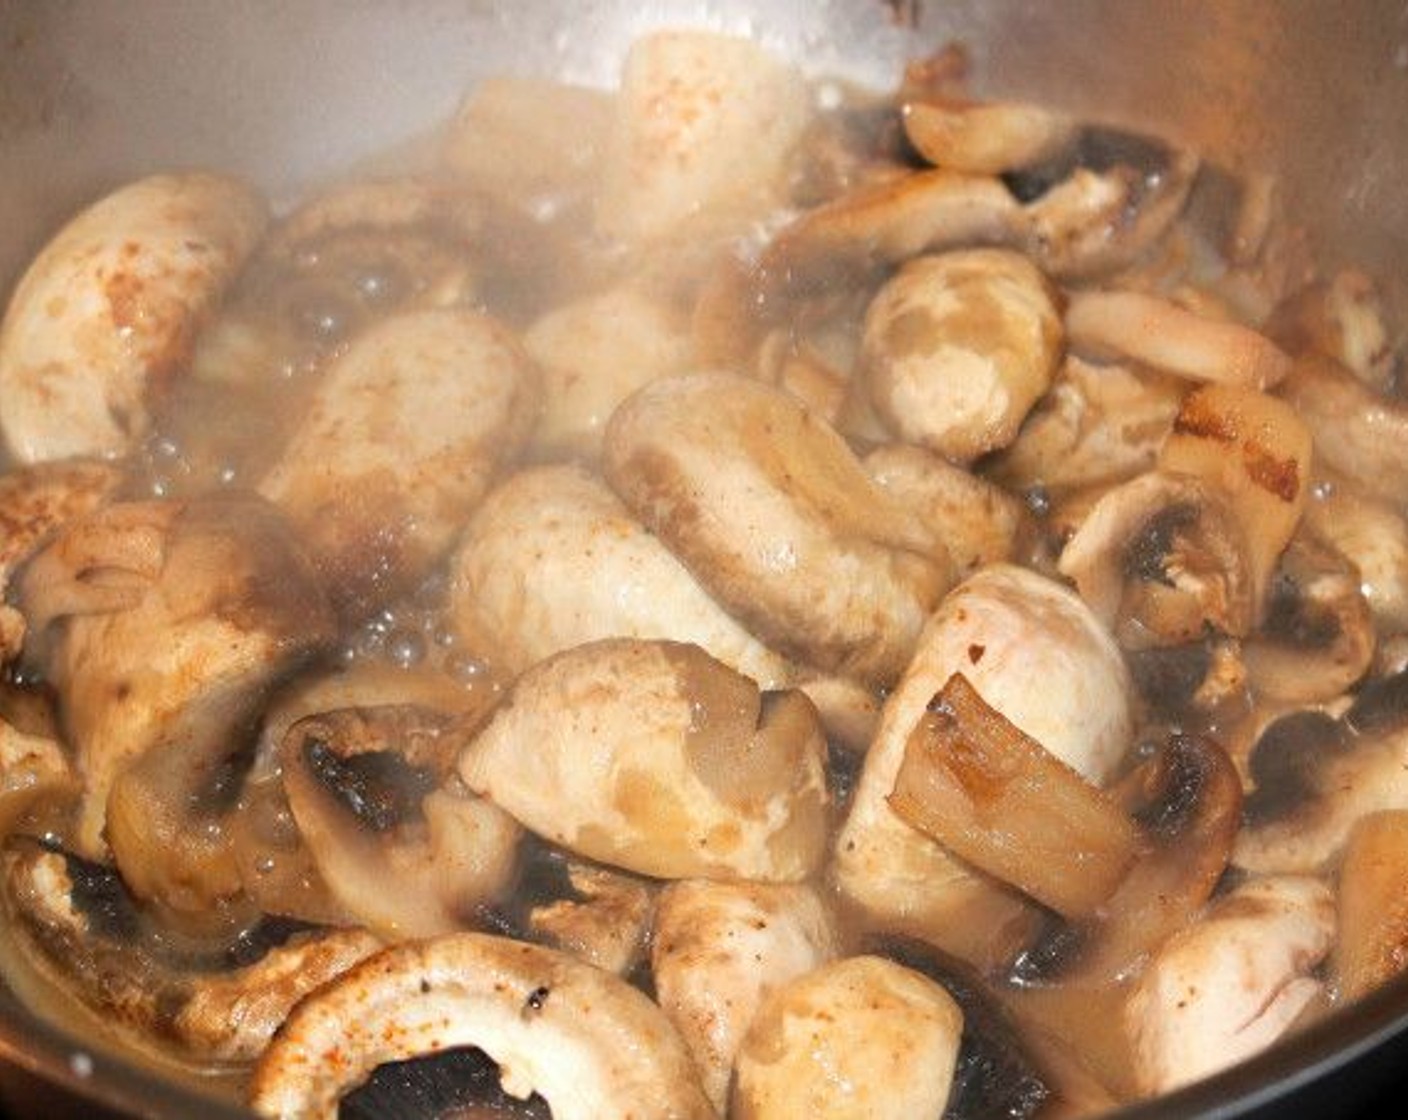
[1332,810,1408,1002]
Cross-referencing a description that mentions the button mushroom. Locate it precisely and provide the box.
[280,704,521,941]
[603,373,951,686]
[652,879,837,1110]
[731,955,964,1120]
[1304,478,1408,635]
[15,496,335,922]
[902,96,1076,176]
[258,306,540,617]
[596,30,811,246]
[0,173,267,463]
[2,839,380,1063]
[248,932,717,1120]
[458,638,830,882]
[1332,810,1408,1002]
[1124,874,1335,1096]
[863,443,1030,578]
[859,249,1062,463]
[447,464,793,687]
[833,564,1133,969]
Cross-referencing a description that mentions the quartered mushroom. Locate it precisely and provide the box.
[833,564,1133,969]
[989,356,1185,495]
[524,286,695,459]
[1234,675,1408,873]
[280,704,521,941]
[859,248,1062,462]
[520,858,655,977]
[0,459,122,662]
[15,496,335,923]
[0,173,267,463]
[1243,530,1376,703]
[1124,875,1335,1096]
[258,306,540,616]
[1057,470,1256,647]
[731,955,964,1120]
[1266,269,1395,392]
[2,839,380,1062]
[603,373,951,686]
[864,442,1030,577]
[458,638,830,882]
[1065,289,1292,390]
[1279,354,1408,504]
[248,932,717,1120]
[447,464,793,687]
[652,879,837,1111]
[596,30,811,246]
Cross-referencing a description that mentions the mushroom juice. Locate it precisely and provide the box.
[0,26,1407,1120]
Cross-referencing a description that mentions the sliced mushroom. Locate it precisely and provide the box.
[989,356,1185,495]
[1023,145,1200,280]
[1266,269,1395,392]
[860,249,1062,462]
[1057,470,1256,647]
[603,373,951,685]
[1279,354,1408,504]
[1124,875,1335,1096]
[902,97,1076,176]
[520,858,655,977]
[258,307,540,616]
[15,496,335,922]
[596,30,810,246]
[833,565,1132,969]
[2,840,380,1062]
[0,173,267,463]
[459,639,828,882]
[731,955,963,1120]
[652,880,837,1111]
[1066,290,1291,390]
[1243,530,1375,703]
[1332,810,1408,1002]
[248,932,717,1120]
[280,705,520,941]
[1234,679,1408,873]
[864,443,1028,577]
[524,286,695,459]
[1158,383,1314,618]
[1304,478,1408,634]
[0,718,74,838]
[447,464,793,687]
[0,459,121,662]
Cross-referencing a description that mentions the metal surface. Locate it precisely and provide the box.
[1,1,1407,1117]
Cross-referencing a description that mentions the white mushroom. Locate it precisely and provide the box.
[731,955,964,1120]
[448,464,792,687]
[1065,289,1292,390]
[0,718,74,837]
[0,173,267,463]
[603,373,951,685]
[902,97,1076,175]
[458,639,829,883]
[833,564,1133,969]
[524,286,695,459]
[1124,875,1335,1096]
[0,459,121,662]
[1266,269,1395,392]
[15,496,335,918]
[258,306,540,616]
[280,704,521,941]
[520,858,656,977]
[652,880,837,1110]
[860,249,1062,462]
[1305,478,1408,634]
[249,932,717,1120]
[863,443,1029,577]
[2,840,380,1062]
[1279,354,1408,504]
[596,30,811,245]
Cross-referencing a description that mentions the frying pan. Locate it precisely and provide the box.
[1,1,1407,1117]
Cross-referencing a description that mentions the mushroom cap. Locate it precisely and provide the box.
[833,564,1133,967]
[0,173,267,463]
[249,932,717,1120]
[603,372,951,685]
[731,955,963,1120]
[458,638,830,882]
